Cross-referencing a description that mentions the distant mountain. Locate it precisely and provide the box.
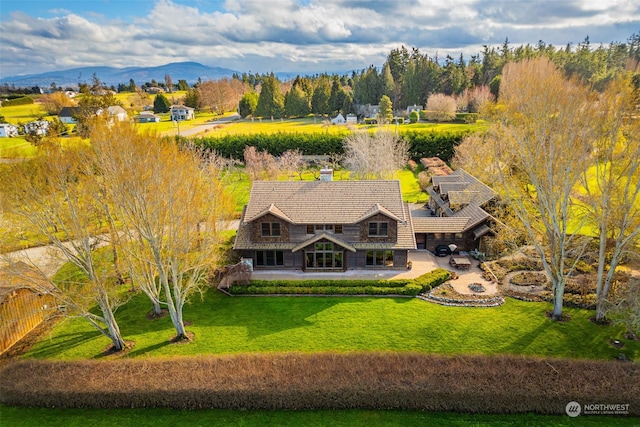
[0,62,241,88]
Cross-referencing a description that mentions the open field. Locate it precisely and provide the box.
[2,406,634,427]
[192,116,487,137]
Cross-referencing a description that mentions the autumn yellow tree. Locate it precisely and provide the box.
[579,74,640,321]
[0,141,128,351]
[488,57,597,320]
[91,123,234,339]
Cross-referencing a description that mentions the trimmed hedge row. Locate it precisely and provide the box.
[1,96,34,106]
[2,353,638,414]
[228,269,450,296]
[189,131,470,162]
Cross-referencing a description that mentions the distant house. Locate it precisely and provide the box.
[170,105,195,121]
[234,174,416,271]
[411,168,497,253]
[105,106,128,123]
[134,112,161,123]
[58,107,79,124]
[0,263,57,355]
[346,114,357,124]
[331,113,345,125]
[0,123,18,138]
[23,120,50,136]
[407,104,423,114]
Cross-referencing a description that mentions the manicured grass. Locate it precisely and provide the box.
[2,406,635,427]
[397,168,428,203]
[23,288,639,361]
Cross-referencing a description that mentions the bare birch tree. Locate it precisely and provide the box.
[0,142,128,351]
[343,130,409,180]
[489,58,597,320]
[92,123,234,340]
[579,74,640,321]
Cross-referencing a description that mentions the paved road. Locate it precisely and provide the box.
[167,113,241,137]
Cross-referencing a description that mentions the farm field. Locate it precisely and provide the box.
[192,115,487,137]
[1,405,633,427]
[22,288,639,361]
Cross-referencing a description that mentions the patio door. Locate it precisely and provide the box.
[305,242,344,270]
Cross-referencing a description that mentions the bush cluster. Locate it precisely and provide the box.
[228,269,450,296]
[2,353,638,413]
[1,96,34,106]
[190,131,468,162]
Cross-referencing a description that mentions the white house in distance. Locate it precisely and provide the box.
[23,119,50,136]
[331,113,345,125]
[170,105,195,121]
[0,123,18,137]
[105,106,128,123]
[346,114,357,124]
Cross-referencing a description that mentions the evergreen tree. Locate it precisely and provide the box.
[285,85,310,117]
[311,75,331,116]
[255,73,285,119]
[184,89,199,109]
[381,63,396,101]
[378,95,393,124]
[153,93,171,113]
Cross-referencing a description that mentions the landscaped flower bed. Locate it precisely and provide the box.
[419,284,504,307]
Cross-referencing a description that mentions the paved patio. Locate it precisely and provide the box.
[250,250,498,296]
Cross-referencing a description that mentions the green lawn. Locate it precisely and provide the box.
[2,406,635,427]
[23,289,638,361]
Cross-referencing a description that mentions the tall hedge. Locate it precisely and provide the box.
[192,130,470,162]
[1,96,34,106]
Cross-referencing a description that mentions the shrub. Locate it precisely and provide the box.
[3,354,638,413]
[190,130,467,163]
[228,277,424,296]
[1,96,34,106]
[409,110,419,123]
[413,268,451,293]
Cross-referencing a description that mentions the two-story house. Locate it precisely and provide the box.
[234,177,416,271]
[170,105,195,121]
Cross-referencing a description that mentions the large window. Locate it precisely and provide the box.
[305,242,344,269]
[256,250,284,267]
[368,221,388,237]
[365,250,394,267]
[261,222,281,237]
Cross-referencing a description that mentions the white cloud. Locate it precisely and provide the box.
[0,0,638,78]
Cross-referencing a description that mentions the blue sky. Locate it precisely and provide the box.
[1,0,639,77]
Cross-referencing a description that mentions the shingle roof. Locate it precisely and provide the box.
[414,169,498,234]
[235,181,416,250]
[243,181,408,224]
